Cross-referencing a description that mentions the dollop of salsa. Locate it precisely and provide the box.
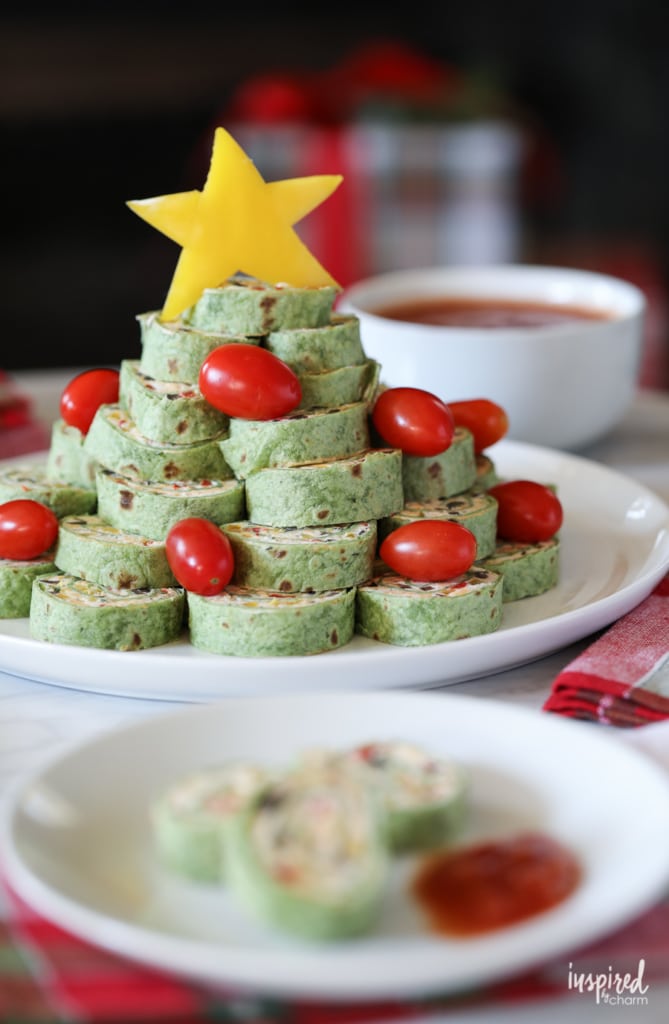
[373,297,612,329]
[412,832,581,936]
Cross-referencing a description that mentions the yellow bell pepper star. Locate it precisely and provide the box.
[128,178,342,249]
[127,127,342,321]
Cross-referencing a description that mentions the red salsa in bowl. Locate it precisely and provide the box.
[372,297,613,329]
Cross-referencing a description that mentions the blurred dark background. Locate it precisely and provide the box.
[2,0,668,384]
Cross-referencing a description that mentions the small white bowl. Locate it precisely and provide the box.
[341,265,645,450]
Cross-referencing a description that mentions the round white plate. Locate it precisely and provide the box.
[4,691,669,1001]
[1,441,668,700]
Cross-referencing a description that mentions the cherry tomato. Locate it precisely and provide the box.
[379,520,477,581]
[488,480,563,542]
[447,399,509,453]
[0,500,59,560]
[166,518,234,596]
[60,368,120,434]
[199,344,301,420]
[372,387,455,456]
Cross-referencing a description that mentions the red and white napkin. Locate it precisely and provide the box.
[543,572,669,726]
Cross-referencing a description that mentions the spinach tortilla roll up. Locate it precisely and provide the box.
[151,761,268,882]
[379,491,499,560]
[119,360,229,445]
[223,520,377,593]
[224,768,389,941]
[84,405,232,482]
[0,464,97,518]
[0,554,57,618]
[244,448,403,528]
[297,359,380,411]
[46,420,99,489]
[95,469,246,542]
[185,276,337,334]
[137,310,257,383]
[30,574,185,651]
[473,453,499,491]
[481,537,560,601]
[265,315,365,373]
[188,586,356,657]
[347,740,467,854]
[356,568,503,647]
[220,402,369,478]
[55,515,176,590]
[401,427,476,501]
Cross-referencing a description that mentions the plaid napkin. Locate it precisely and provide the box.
[543,572,669,726]
[3,873,669,1024]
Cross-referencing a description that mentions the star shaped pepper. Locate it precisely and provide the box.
[127,127,342,321]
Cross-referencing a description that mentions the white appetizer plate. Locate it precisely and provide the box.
[3,691,669,1000]
[0,440,668,700]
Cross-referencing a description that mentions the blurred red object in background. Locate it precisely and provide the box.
[314,39,462,121]
[225,71,321,124]
[225,41,463,126]
[0,371,50,458]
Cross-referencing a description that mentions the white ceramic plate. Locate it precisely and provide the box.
[4,691,669,1001]
[1,441,668,701]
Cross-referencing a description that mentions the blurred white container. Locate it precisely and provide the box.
[341,264,645,451]
[345,119,524,271]
[436,121,524,265]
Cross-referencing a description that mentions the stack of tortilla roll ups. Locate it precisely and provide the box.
[1,276,559,646]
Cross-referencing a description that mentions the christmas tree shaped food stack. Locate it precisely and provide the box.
[19,126,560,654]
